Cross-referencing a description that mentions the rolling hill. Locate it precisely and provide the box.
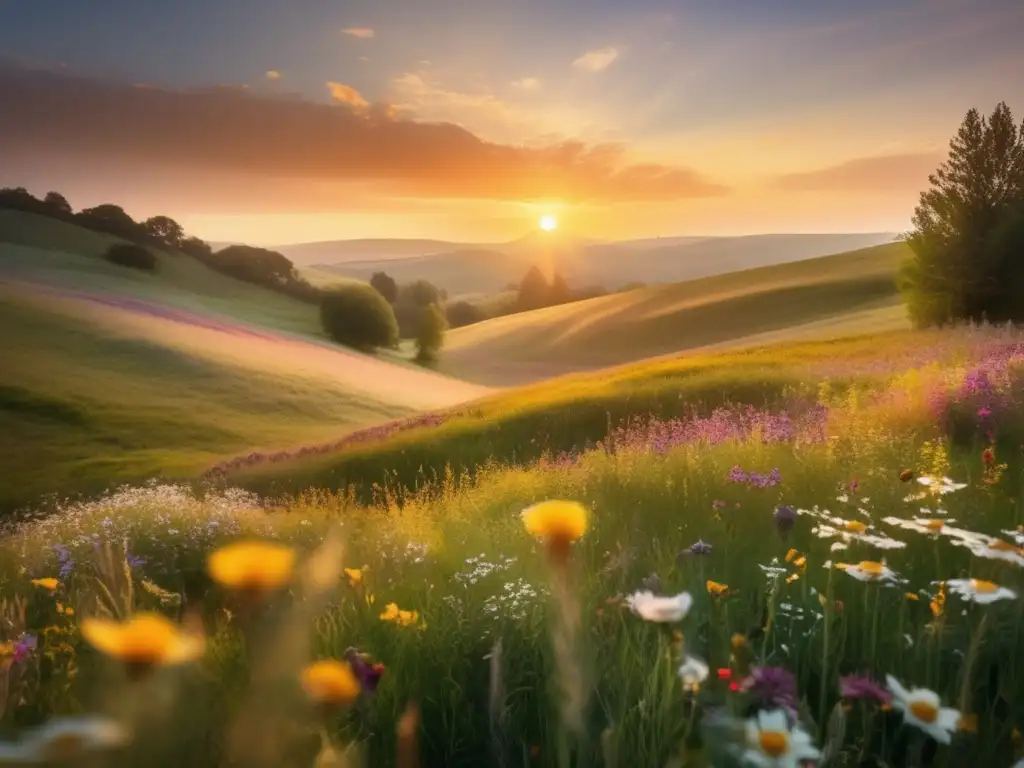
[295,231,899,297]
[0,209,491,511]
[435,241,911,385]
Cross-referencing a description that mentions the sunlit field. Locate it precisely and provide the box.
[1,325,1022,767]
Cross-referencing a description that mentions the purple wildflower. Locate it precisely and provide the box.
[743,666,798,716]
[687,539,714,556]
[773,505,797,535]
[126,552,147,569]
[839,674,892,705]
[12,634,37,664]
[344,647,384,694]
[728,465,749,484]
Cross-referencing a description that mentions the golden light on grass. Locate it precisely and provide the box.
[521,500,588,563]
[539,214,558,231]
[300,660,360,707]
[80,612,204,677]
[207,540,296,593]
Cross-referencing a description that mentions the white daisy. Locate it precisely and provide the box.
[886,675,960,744]
[835,561,898,582]
[625,590,692,622]
[743,709,820,767]
[0,716,130,762]
[969,537,1024,567]
[943,578,1017,604]
[678,655,709,692]
[916,476,967,495]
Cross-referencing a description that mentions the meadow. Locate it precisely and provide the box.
[1,323,1023,767]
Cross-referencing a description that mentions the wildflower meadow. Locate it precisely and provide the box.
[1,327,1024,767]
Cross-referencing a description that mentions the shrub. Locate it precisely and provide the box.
[445,300,486,328]
[415,302,448,363]
[104,243,157,272]
[320,283,399,351]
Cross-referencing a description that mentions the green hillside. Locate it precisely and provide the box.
[439,241,911,384]
[0,210,491,512]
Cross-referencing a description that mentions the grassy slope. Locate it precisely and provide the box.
[439,241,911,385]
[229,328,932,500]
[0,210,490,511]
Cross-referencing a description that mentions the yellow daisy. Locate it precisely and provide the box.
[300,660,361,707]
[80,612,204,676]
[207,540,296,593]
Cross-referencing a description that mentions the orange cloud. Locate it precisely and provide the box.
[772,152,942,193]
[572,47,620,73]
[341,27,375,39]
[326,81,369,111]
[0,64,726,204]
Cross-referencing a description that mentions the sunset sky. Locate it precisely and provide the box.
[1,0,1022,245]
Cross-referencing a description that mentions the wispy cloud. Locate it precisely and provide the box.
[510,77,541,91]
[326,81,369,111]
[0,64,726,205]
[572,47,620,73]
[772,152,942,193]
[341,27,375,39]
[265,70,282,81]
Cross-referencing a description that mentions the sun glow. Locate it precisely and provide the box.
[539,214,558,232]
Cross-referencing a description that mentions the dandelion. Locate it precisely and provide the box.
[706,580,729,596]
[944,578,1017,604]
[343,567,364,588]
[31,578,58,591]
[743,667,799,716]
[840,674,892,705]
[624,590,693,623]
[520,500,588,562]
[379,602,421,627]
[743,709,820,767]
[80,612,204,677]
[678,655,709,693]
[300,660,361,708]
[207,540,295,594]
[835,560,898,583]
[0,717,130,763]
[886,675,961,744]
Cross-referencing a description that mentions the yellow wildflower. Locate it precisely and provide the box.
[343,568,363,588]
[380,602,421,627]
[843,520,867,534]
[31,578,58,591]
[80,612,204,677]
[521,500,588,561]
[706,580,729,596]
[207,540,295,593]
[300,660,360,707]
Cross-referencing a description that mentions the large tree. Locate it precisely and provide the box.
[143,215,185,249]
[899,102,1024,327]
[369,271,398,303]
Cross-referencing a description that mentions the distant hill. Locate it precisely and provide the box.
[281,232,899,296]
[435,240,911,385]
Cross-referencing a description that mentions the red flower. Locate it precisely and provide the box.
[717,668,732,680]
[728,681,741,692]
[899,469,914,483]
[982,448,995,466]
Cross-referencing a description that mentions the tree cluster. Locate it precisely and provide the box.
[0,187,320,303]
[899,102,1024,326]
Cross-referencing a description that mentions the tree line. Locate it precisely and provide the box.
[900,101,1024,326]
[0,187,319,302]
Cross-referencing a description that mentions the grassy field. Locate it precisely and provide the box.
[0,323,1021,767]
[439,242,910,385]
[0,211,491,512]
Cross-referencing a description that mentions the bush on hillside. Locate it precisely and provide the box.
[899,101,1024,327]
[415,302,448,363]
[104,242,158,272]
[369,271,398,303]
[320,283,399,351]
[445,300,487,328]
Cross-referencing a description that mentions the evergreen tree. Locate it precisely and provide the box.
[516,265,550,311]
[899,102,1024,327]
[549,272,573,305]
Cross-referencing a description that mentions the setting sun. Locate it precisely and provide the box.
[539,214,558,232]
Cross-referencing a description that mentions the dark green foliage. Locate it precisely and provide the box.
[104,242,157,272]
[549,272,572,305]
[899,102,1024,327]
[445,300,486,328]
[205,245,321,303]
[516,265,550,310]
[77,204,142,241]
[143,215,185,250]
[320,283,399,351]
[42,191,72,215]
[415,302,448,363]
[394,279,445,337]
[369,271,398,303]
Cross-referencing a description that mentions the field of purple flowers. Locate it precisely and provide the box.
[0,326,1023,767]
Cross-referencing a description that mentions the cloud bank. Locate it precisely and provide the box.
[0,64,726,204]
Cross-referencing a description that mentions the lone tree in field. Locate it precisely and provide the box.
[899,102,1024,327]
[320,283,399,352]
[369,271,398,303]
[415,302,448,363]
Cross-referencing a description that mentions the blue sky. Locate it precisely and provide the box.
[1,0,1022,242]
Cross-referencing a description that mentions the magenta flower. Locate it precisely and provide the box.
[773,505,797,535]
[344,647,384,694]
[742,666,798,716]
[839,674,891,705]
